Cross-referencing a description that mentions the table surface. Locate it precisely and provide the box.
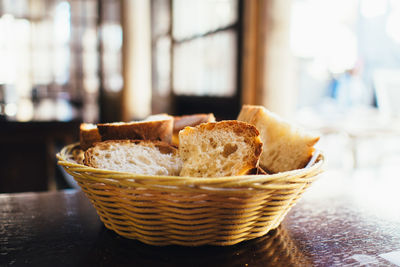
[1,169,400,267]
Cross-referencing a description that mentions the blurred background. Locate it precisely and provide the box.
[0,0,399,193]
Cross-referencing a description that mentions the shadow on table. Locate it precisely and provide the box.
[83,225,311,267]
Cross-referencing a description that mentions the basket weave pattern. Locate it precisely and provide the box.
[57,143,324,246]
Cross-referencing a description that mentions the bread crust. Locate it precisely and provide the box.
[80,123,102,150]
[97,118,173,144]
[173,113,216,132]
[238,105,320,173]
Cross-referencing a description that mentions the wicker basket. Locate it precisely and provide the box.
[57,143,324,246]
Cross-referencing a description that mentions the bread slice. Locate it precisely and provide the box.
[80,123,102,150]
[172,113,216,146]
[72,147,85,165]
[179,120,263,177]
[237,105,319,173]
[97,115,173,144]
[84,140,182,176]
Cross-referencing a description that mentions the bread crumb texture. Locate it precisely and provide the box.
[179,120,263,177]
[237,105,319,173]
[84,140,182,176]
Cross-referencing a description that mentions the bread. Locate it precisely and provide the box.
[237,105,319,173]
[72,147,85,165]
[80,123,102,150]
[179,120,263,177]
[97,116,173,144]
[84,140,182,176]
[172,113,216,146]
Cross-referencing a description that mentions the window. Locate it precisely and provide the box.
[151,0,242,119]
[290,0,400,113]
[0,0,123,123]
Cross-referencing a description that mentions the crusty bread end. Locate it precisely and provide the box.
[80,123,102,150]
[97,116,173,144]
[237,105,319,173]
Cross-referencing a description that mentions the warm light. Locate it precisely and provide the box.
[102,24,123,52]
[173,30,236,96]
[54,1,71,43]
[84,76,100,93]
[54,0,71,87]
[173,0,237,41]
[386,10,400,44]
[290,1,358,74]
[16,99,34,121]
[322,25,358,73]
[106,74,123,92]
[55,99,73,121]
[5,103,17,117]
[0,14,16,84]
[35,99,54,121]
[360,0,388,18]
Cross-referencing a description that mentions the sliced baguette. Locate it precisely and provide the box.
[179,120,263,177]
[84,140,182,176]
[80,123,102,150]
[172,113,216,146]
[97,116,173,144]
[72,147,85,165]
[237,105,319,173]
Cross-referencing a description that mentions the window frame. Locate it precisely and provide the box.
[151,0,244,120]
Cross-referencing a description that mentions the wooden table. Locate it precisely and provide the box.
[1,170,400,266]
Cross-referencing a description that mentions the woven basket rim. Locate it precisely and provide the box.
[57,143,324,185]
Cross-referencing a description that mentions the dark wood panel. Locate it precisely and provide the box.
[0,142,47,192]
[172,95,241,120]
[0,121,80,193]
